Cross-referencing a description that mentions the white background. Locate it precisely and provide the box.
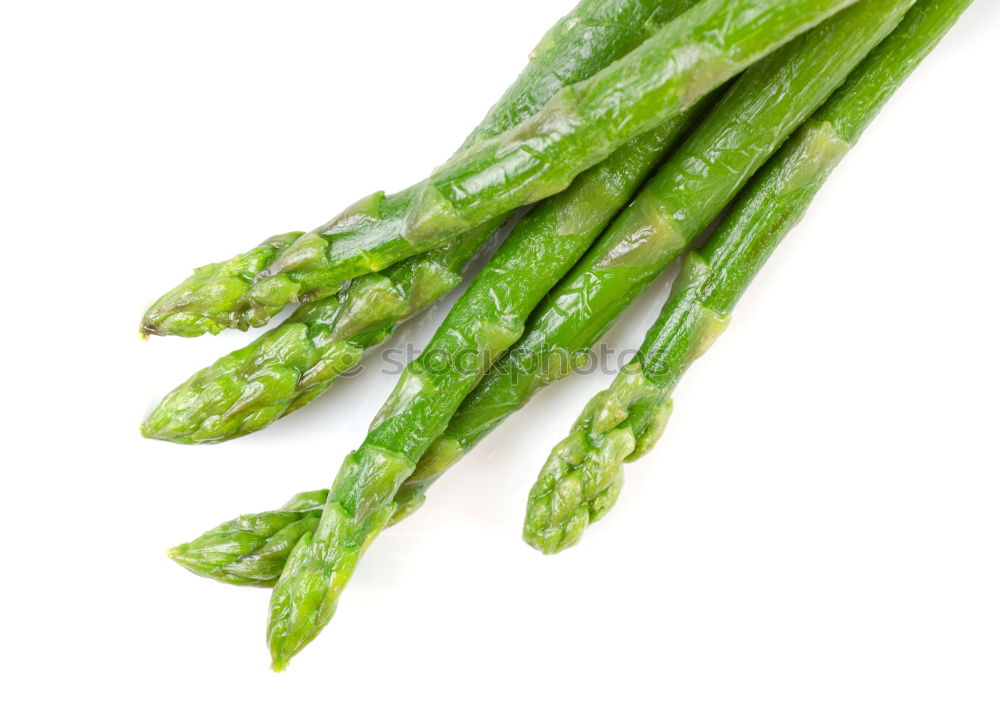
[3,1,998,725]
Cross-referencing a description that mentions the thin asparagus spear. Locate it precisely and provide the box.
[143,0,853,337]
[525,0,973,554]
[140,0,699,337]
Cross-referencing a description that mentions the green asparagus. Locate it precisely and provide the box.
[265,99,712,668]
[169,94,715,581]
[171,0,917,604]
[524,0,971,554]
[144,0,853,337]
[140,0,699,337]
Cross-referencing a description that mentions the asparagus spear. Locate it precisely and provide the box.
[169,98,713,582]
[525,0,972,554]
[143,0,853,337]
[140,0,699,337]
[141,0,704,443]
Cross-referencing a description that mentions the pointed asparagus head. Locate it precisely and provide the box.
[139,232,303,337]
[523,364,672,554]
[168,490,328,586]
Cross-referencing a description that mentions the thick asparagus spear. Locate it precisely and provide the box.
[140,0,698,337]
[264,103,714,667]
[143,0,853,337]
[169,98,713,583]
[524,0,972,554]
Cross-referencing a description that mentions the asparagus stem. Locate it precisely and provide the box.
[524,0,972,554]
[143,0,850,337]
[140,0,698,337]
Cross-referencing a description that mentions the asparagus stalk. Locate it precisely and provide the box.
[169,99,712,582]
[264,101,715,669]
[524,0,972,554]
[140,0,699,337]
[143,0,853,337]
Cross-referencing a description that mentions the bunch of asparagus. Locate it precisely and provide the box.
[141,0,972,668]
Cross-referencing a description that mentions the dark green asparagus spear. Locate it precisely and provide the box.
[144,0,853,336]
[524,0,972,553]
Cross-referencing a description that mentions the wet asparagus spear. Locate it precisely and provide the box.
[524,0,973,553]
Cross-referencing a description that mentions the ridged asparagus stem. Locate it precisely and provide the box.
[169,100,712,585]
[264,99,713,669]
[524,0,971,554]
[250,0,854,322]
[403,0,916,498]
[141,0,698,337]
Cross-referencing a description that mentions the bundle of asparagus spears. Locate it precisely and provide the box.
[140,0,972,669]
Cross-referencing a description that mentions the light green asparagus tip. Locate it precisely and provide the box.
[167,491,328,586]
[523,363,671,553]
[168,480,435,591]
[139,232,303,337]
[523,429,634,554]
[266,494,396,668]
